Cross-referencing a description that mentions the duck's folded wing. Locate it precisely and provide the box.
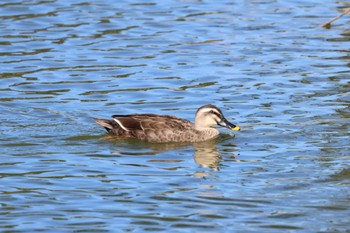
[108,114,196,142]
[129,114,193,131]
[112,115,143,131]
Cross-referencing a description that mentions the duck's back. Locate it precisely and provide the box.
[96,114,203,143]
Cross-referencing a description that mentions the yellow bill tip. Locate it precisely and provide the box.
[232,126,241,131]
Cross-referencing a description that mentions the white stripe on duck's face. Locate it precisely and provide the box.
[194,106,224,129]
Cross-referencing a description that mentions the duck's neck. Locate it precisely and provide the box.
[195,127,220,141]
[194,119,210,130]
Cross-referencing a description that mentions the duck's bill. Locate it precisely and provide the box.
[218,118,241,131]
[231,125,241,131]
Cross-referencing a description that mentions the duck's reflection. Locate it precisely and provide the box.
[99,134,238,172]
[193,140,222,171]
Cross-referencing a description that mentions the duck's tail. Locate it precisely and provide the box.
[94,118,114,132]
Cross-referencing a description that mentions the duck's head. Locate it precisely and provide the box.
[194,104,240,131]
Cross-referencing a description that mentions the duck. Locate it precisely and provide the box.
[94,104,240,143]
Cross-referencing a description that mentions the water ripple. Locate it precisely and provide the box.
[1,0,350,232]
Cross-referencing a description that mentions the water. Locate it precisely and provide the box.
[1,0,349,232]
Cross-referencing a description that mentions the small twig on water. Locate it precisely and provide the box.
[322,8,350,28]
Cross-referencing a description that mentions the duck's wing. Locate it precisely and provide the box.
[111,115,143,131]
[116,114,193,130]
[112,114,195,142]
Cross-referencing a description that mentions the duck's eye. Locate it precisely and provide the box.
[209,110,221,117]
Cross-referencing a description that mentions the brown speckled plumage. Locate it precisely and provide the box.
[95,104,240,143]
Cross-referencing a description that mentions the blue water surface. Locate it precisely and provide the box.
[0,0,349,232]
